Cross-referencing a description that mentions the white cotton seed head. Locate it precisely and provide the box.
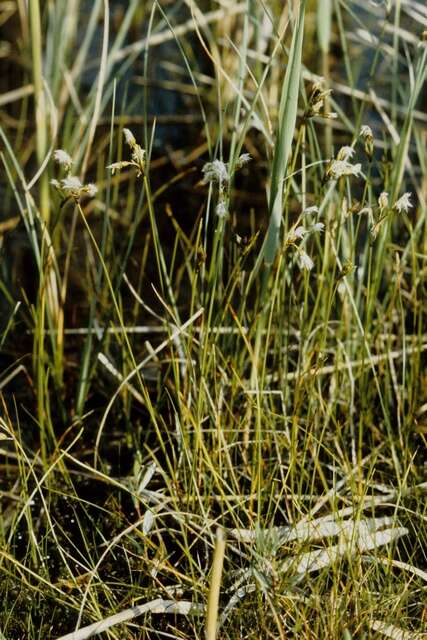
[327,159,362,179]
[337,280,347,298]
[216,201,228,218]
[237,153,252,167]
[294,225,307,239]
[85,183,98,197]
[337,146,355,161]
[378,192,389,211]
[61,176,83,191]
[107,161,131,174]
[123,128,136,146]
[394,192,413,214]
[299,251,314,271]
[360,125,373,139]
[131,146,145,169]
[56,175,97,198]
[312,222,325,233]
[303,205,319,216]
[53,149,73,168]
[202,159,229,184]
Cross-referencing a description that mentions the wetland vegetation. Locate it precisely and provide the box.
[0,1,426,638]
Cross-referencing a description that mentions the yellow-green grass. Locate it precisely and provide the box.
[0,1,426,638]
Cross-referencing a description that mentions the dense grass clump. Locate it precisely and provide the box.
[0,1,426,638]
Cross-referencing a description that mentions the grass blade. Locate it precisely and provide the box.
[263,0,306,266]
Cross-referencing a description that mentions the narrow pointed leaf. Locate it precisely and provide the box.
[263,0,306,265]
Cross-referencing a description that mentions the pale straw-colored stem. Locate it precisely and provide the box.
[206,527,226,640]
[29,0,50,223]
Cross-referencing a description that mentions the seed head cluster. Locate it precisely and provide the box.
[107,128,146,177]
[51,149,97,200]
[201,153,252,220]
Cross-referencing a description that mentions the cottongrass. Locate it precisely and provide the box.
[53,149,73,170]
[51,176,98,198]
[1,1,426,638]
[303,205,320,216]
[202,159,229,185]
[215,200,228,218]
[378,191,390,211]
[298,250,314,271]
[360,124,373,139]
[326,158,362,179]
[107,128,146,176]
[394,192,413,214]
[201,153,251,185]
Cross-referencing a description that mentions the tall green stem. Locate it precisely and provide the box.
[29,0,50,223]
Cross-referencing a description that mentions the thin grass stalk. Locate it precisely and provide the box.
[333,0,357,117]
[16,0,29,44]
[317,0,332,156]
[249,1,306,400]
[81,0,109,177]
[248,0,263,82]
[74,200,161,467]
[391,0,401,127]
[228,1,249,166]
[205,527,226,640]
[368,44,427,330]
[76,85,117,416]
[69,0,139,164]
[1,129,61,455]
[28,1,67,431]
[29,0,49,224]
[263,0,306,268]
[75,202,141,374]
[45,0,80,100]
[144,174,182,327]
[58,0,102,115]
